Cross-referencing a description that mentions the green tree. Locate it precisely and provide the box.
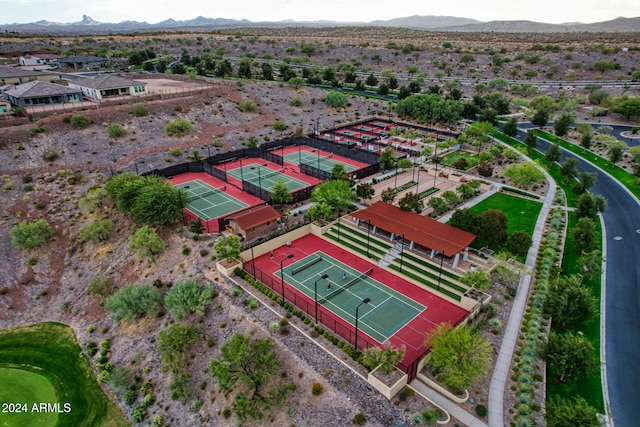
[10,219,55,249]
[287,77,306,90]
[541,331,597,382]
[308,202,333,222]
[165,279,216,320]
[544,274,599,327]
[188,219,205,235]
[571,217,599,253]
[129,226,166,260]
[475,209,508,249]
[214,235,242,263]
[456,183,476,200]
[580,132,593,150]
[105,283,162,323]
[545,143,562,166]
[575,193,607,219]
[324,91,348,108]
[572,172,598,194]
[459,53,475,64]
[331,163,348,181]
[459,269,490,291]
[159,324,200,372]
[428,197,450,215]
[381,187,396,204]
[130,182,187,226]
[506,230,532,257]
[427,323,492,391]
[608,140,627,164]
[77,219,114,243]
[577,249,603,280]
[379,146,395,170]
[611,97,640,121]
[523,129,538,153]
[559,158,580,184]
[355,183,374,202]
[531,108,550,128]
[441,190,461,207]
[210,333,290,422]
[502,117,518,137]
[310,180,355,214]
[398,192,424,214]
[246,135,259,149]
[449,208,477,233]
[546,396,602,427]
[553,112,574,137]
[271,179,293,208]
[362,345,406,375]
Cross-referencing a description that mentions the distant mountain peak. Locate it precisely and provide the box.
[77,15,100,25]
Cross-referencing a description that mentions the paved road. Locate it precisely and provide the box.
[522,128,640,427]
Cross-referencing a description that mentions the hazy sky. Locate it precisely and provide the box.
[1,0,638,25]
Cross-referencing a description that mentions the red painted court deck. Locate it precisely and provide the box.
[249,233,468,372]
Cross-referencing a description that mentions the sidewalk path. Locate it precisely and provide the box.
[486,145,557,427]
[409,380,488,427]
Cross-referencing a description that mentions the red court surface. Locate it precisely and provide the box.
[248,233,468,375]
[168,172,264,232]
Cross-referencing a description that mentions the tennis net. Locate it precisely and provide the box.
[189,187,222,201]
[318,268,373,305]
[250,168,285,182]
[291,254,323,275]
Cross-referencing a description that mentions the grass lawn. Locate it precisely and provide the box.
[0,368,58,427]
[469,192,543,237]
[441,150,479,170]
[546,212,605,412]
[0,322,128,427]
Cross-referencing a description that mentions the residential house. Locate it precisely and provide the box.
[19,53,64,67]
[2,81,82,108]
[0,66,59,85]
[0,98,11,116]
[56,56,106,70]
[67,75,148,101]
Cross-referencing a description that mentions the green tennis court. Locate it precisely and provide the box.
[174,179,248,220]
[284,151,358,173]
[227,165,308,191]
[276,251,425,343]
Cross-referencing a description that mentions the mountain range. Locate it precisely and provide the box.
[2,14,639,34]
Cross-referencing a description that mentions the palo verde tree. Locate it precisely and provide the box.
[426,323,492,391]
[523,129,538,153]
[210,333,291,422]
[544,143,562,166]
[129,226,166,261]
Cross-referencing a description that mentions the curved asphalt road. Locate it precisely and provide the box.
[518,126,640,427]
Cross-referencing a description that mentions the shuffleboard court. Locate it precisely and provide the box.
[283,151,358,174]
[276,251,425,344]
[227,165,309,191]
[174,179,248,220]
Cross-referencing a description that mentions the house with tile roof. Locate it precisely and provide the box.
[19,54,64,67]
[227,205,282,242]
[67,75,148,101]
[0,98,11,116]
[56,56,106,70]
[2,81,82,108]
[0,66,60,85]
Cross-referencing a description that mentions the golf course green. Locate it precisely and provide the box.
[0,322,128,427]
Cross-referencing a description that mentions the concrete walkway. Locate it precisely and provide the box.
[409,379,488,427]
[486,146,558,427]
[438,183,501,224]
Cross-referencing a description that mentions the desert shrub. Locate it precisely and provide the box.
[124,390,137,406]
[132,104,148,117]
[86,341,99,357]
[352,412,367,425]
[289,96,303,107]
[164,278,215,320]
[78,187,108,214]
[77,219,114,243]
[104,283,162,323]
[311,382,324,396]
[69,114,92,129]
[107,123,127,138]
[10,219,55,249]
[476,404,487,417]
[165,118,193,137]
[477,162,494,177]
[325,90,348,108]
[132,406,147,423]
[88,275,114,297]
[42,149,59,162]
[238,100,259,113]
[273,120,288,131]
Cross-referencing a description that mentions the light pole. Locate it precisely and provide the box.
[337,215,341,243]
[365,219,372,258]
[399,233,405,272]
[314,274,329,324]
[393,159,399,191]
[354,297,371,350]
[280,254,294,306]
[202,145,211,159]
[436,249,445,292]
